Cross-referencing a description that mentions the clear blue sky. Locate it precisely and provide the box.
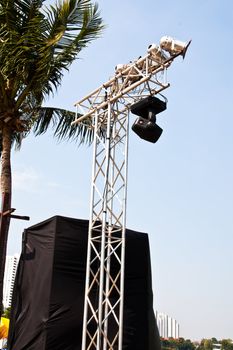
[7,0,233,341]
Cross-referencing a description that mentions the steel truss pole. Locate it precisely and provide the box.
[73,42,188,350]
[81,100,129,350]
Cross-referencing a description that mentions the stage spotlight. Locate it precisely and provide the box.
[115,63,129,74]
[160,36,191,58]
[130,96,166,143]
[148,43,169,64]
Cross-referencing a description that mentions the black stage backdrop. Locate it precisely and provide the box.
[8,216,160,350]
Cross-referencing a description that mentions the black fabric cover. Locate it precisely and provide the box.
[8,216,160,350]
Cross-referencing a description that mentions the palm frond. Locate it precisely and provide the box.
[32,106,94,144]
[5,0,104,109]
[45,0,105,65]
[0,0,104,146]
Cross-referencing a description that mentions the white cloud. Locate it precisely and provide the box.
[47,181,61,189]
[13,167,41,193]
[13,166,63,195]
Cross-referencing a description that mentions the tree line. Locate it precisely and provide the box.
[160,338,233,350]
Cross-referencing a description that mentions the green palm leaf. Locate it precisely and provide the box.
[0,0,104,100]
[32,106,94,144]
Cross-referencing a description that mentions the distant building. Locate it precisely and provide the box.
[155,311,180,339]
[3,254,20,309]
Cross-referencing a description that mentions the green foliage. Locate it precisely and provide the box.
[161,338,233,350]
[161,337,195,350]
[221,340,233,350]
[204,339,213,350]
[0,0,105,148]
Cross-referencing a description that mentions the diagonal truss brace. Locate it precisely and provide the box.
[81,103,129,350]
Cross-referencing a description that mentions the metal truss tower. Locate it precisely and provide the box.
[73,37,189,350]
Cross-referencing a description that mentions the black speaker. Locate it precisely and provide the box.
[130,96,166,143]
[130,96,166,118]
[8,216,160,350]
[132,117,163,143]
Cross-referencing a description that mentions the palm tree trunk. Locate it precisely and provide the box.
[0,125,12,317]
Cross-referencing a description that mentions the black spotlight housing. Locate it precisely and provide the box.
[130,96,166,143]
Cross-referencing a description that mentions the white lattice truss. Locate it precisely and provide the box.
[73,48,184,350]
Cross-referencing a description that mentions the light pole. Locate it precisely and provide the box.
[72,36,190,350]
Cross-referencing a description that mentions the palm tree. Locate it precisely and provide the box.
[0,0,104,315]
